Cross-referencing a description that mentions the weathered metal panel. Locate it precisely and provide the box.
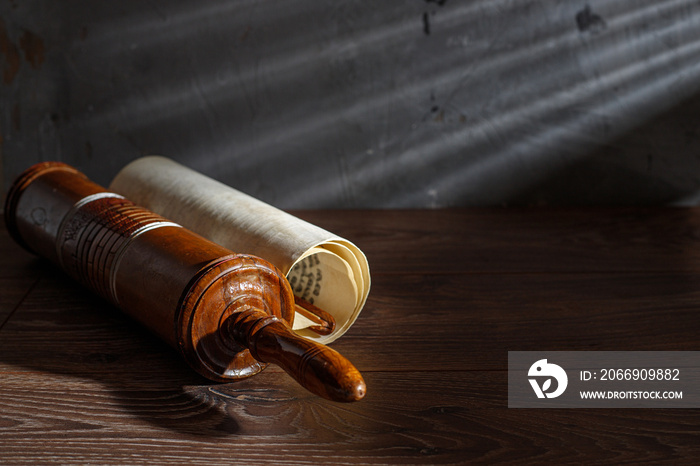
[2,1,700,207]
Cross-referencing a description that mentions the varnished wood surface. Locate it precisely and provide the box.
[2,208,700,464]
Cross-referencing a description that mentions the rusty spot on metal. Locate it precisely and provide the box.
[0,20,20,84]
[19,29,44,69]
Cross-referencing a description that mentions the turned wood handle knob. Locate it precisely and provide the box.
[225,307,366,402]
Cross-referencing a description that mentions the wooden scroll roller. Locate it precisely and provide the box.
[4,162,366,402]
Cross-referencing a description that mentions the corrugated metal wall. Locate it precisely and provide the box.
[2,1,700,208]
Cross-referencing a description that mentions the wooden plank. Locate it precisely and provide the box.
[292,208,700,274]
[6,207,700,276]
[0,278,37,327]
[7,207,700,277]
[2,270,700,375]
[3,210,700,464]
[0,274,206,384]
[344,271,700,370]
[0,371,488,464]
[0,371,698,464]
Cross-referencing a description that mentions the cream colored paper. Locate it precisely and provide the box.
[109,156,370,344]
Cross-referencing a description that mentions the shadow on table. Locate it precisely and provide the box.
[0,259,310,438]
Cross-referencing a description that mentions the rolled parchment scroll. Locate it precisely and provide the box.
[109,156,370,344]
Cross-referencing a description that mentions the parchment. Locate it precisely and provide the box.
[109,156,370,343]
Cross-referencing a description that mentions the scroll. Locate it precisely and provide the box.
[5,162,365,401]
[109,156,370,344]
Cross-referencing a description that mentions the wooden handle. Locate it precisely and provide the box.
[225,307,366,402]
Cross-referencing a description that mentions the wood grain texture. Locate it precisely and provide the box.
[2,209,700,464]
[0,278,36,326]
[292,208,700,274]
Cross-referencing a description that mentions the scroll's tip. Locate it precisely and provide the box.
[336,374,366,402]
[351,379,367,401]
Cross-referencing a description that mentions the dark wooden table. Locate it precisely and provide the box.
[2,208,700,464]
